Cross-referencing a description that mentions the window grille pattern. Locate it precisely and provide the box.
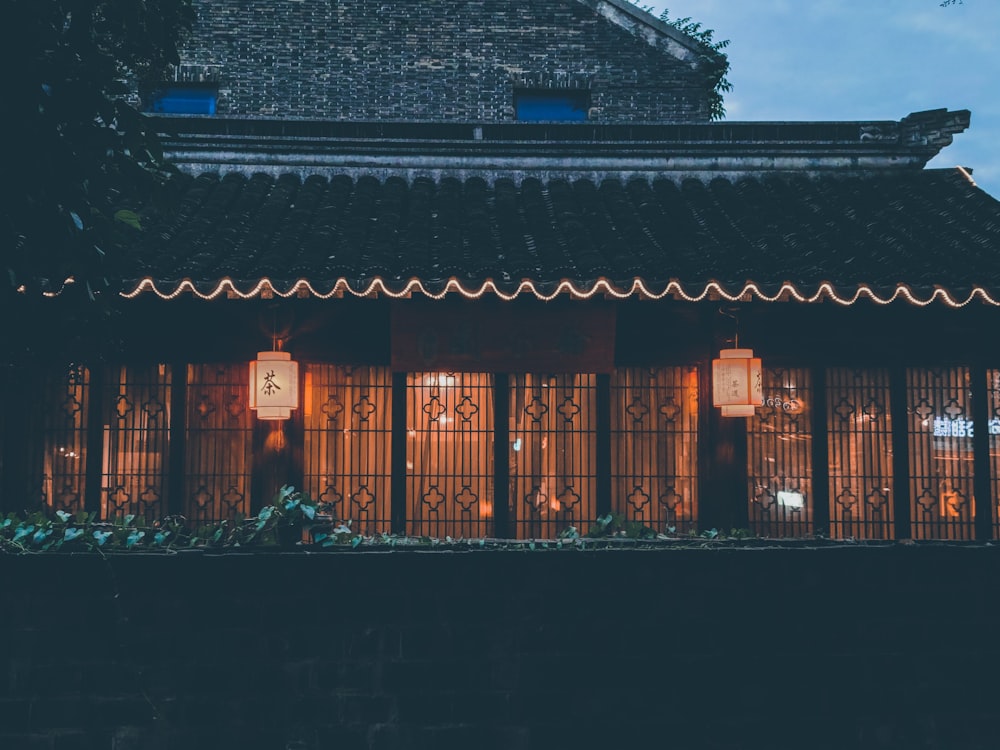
[991,370,1000,536]
[826,368,894,539]
[185,364,252,523]
[747,367,813,537]
[406,373,494,538]
[101,365,172,520]
[907,368,975,539]
[32,366,90,512]
[611,367,699,533]
[510,374,597,539]
[303,365,391,535]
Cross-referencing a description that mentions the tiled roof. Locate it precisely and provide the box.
[120,167,1000,306]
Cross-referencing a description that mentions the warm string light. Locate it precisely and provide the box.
[114,275,1000,308]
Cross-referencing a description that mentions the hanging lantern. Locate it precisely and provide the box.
[712,348,762,418]
[249,351,299,420]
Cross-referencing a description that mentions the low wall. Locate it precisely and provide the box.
[1,546,998,749]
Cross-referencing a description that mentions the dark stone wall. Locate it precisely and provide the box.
[171,0,712,122]
[2,546,999,749]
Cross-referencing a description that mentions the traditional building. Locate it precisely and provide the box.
[8,0,1000,543]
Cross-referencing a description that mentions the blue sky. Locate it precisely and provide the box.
[642,1,1000,197]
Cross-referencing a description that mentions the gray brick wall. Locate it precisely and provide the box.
[168,0,713,122]
[2,548,999,749]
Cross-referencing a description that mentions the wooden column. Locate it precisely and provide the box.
[167,362,187,517]
[390,372,408,534]
[810,366,831,536]
[699,356,750,533]
[596,374,612,519]
[84,363,105,517]
[493,373,510,539]
[970,364,993,541]
[889,366,912,540]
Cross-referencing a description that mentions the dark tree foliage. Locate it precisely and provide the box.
[628,3,731,120]
[3,0,194,305]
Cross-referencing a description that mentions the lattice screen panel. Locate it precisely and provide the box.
[747,367,813,537]
[906,367,975,540]
[406,373,494,539]
[826,368,894,539]
[33,366,90,513]
[510,374,597,539]
[101,365,172,520]
[991,370,1000,537]
[185,364,252,523]
[303,365,391,535]
[611,367,699,533]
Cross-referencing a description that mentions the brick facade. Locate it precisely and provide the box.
[167,0,714,122]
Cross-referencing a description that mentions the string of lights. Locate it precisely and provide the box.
[109,276,1000,308]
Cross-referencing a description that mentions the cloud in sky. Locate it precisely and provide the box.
[642,0,1000,194]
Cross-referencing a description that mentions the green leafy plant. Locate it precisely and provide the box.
[0,485,323,554]
[586,512,659,540]
[627,3,732,120]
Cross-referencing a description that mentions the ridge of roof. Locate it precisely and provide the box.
[155,109,972,181]
[579,0,717,64]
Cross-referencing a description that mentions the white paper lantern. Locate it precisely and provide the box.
[712,348,762,418]
[249,351,299,420]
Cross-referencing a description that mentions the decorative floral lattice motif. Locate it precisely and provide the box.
[626,397,649,423]
[455,486,478,510]
[221,486,244,514]
[195,395,215,419]
[524,397,548,422]
[557,397,580,423]
[352,486,375,511]
[354,396,376,421]
[421,486,445,511]
[627,485,650,511]
[422,396,445,422]
[143,398,165,420]
[455,396,479,422]
[115,395,134,419]
[321,395,344,422]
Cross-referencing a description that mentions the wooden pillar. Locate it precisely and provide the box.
[971,364,993,541]
[390,372,408,534]
[889,366,912,540]
[0,366,32,514]
[596,373,612,520]
[84,363,105,517]
[699,354,750,533]
[810,366,831,536]
[250,410,303,511]
[167,361,187,517]
[493,373,510,539]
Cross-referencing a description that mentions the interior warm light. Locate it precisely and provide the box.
[777,491,805,509]
[303,369,313,418]
[249,351,299,420]
[713,348,762,418]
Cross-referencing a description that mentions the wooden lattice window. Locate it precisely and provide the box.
[510,374,598,539]
[406,373,494,539]
[747,367,813,537]
[185,364,252,523]
[303,365,392,535]
[611,367,699,533]
[906,367,975,540]
[101,365,172,520]
[991,370,1000,537]
[33,366,90,513]
[826,368,894,539]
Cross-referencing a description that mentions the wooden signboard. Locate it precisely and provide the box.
[391,301,616,373]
